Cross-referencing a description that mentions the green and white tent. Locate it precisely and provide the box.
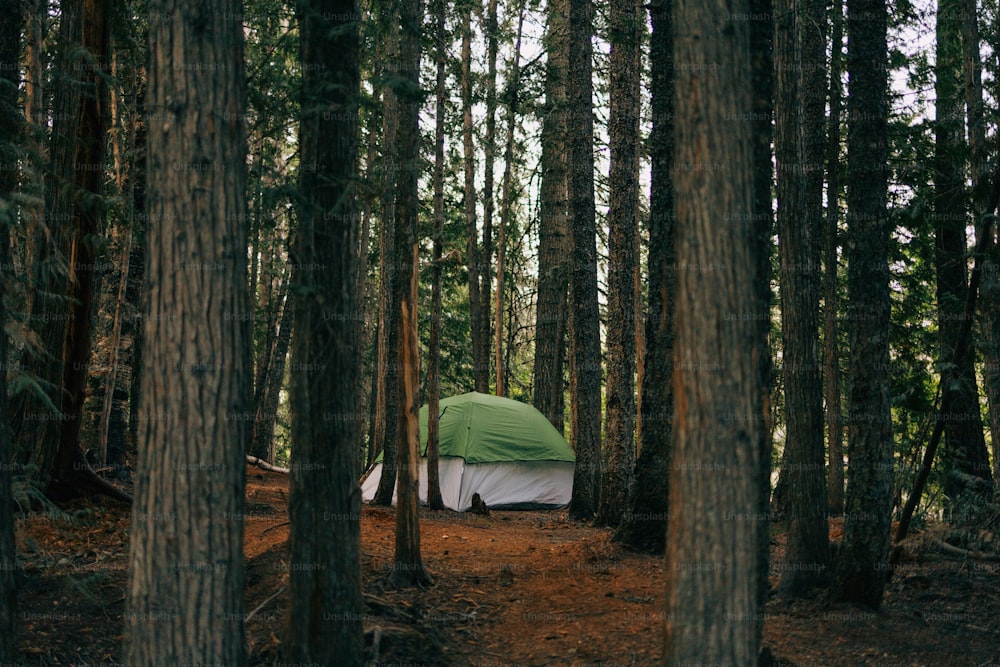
[360,392,575,511]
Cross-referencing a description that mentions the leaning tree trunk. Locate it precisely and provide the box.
[613,0,674,554]
[597,0,641,528]
[284,1,364,662]
[665,1,769,662]
[125,0,251,661]
[532,0,571,433]
[835,0,893,609]
[0,0,22,657]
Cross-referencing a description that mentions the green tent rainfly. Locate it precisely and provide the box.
[361,392,575,511]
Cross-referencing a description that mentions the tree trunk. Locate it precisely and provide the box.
[494,5,526,399]
[462,4,488,394]
[284,2,364,662]
[964,0,999,484]
[835,0,893,609]
[613,0,673,553]
[532,0,570,434]
[250,284,293,463]
[125,0,251,661]
[566,0,602,521]
[824,0,846,516]
[665,2,768,662]
[427,0,446,512]
[0,0,22,656]
[481,0,499,393]
[935,0,991,495]
[392,0,430,586]
[372,2,401,505]
[597,0,641,528]
[748,0,776,653]
[775,0,830,597]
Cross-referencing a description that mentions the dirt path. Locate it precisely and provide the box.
[13,466,1000,666]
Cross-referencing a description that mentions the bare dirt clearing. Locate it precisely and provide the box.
[12,467,1000,665]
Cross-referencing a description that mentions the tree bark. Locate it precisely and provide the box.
[824,0,846,516]
[125,0,251,662]
[775,0,830,597]
[392,0,430,586]
[834,0,893,609]
[613,0,673,553]
[372,2,401,504]
[427,0,447,512]
[0,0,22,656]
[532,0,571,434]
[665,2,768,662]
[934,0,991,494]
[566,0,602,521]
[494,5,526,398]
[481,0,499,393]
[284,2,364,662]
[597,0,641,528]
[462,4,489,394]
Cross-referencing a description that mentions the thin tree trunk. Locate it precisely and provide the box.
[0,0,22,656]
[835,0,892,609]
[566,0,602,521]
[427,0,447,511]
[125,0,251,660]
[613,0,673,553]
[392,0,430,586]
[462,5,488,394]
[532,0,570,433]
[98,224,132,465]
[824,0,846,516]
[494,5,526,398]
[481,0,499,392]
[597,0,641,528]
[285,2,364,662]
[665,2,767,661]
[251,285,293,463]
[372,2,401,504]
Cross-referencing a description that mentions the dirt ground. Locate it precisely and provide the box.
[12,465,1000,666]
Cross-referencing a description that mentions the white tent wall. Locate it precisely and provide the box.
[359,457,574,511]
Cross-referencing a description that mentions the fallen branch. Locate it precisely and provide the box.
[246,455,289,474]
[934,539,1000,563]
[245,582,287,624]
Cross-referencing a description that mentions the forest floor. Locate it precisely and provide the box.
[12,465,1000,666]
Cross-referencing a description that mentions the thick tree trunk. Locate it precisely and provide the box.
[597,0,641,528]
[775,0,830,597]
[824,0,846,516]
[566,0,602,521]
[935,0,991,494]
[284,2,364,662]
[125,0,251,661]
[0,0,22,657]
[613,0,673,553]
[835,0,893,609]
[532,0,570,434]
[462,5,488,394]
[665,2,768,662]
[392,0,430,586]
